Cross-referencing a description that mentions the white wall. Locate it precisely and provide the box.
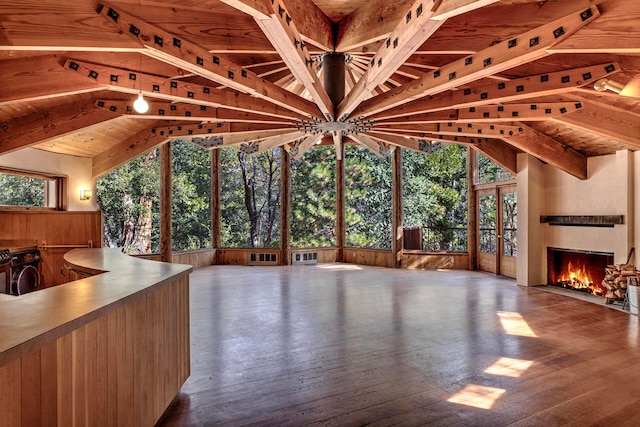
[0,148,98,212]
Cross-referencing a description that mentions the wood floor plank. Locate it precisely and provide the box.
[156,265,640,426]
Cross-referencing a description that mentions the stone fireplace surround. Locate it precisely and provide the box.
[516,150,639,287]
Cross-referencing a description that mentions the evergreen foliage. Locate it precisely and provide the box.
[0,173,46,207]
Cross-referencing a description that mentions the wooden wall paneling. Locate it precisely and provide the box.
[40,340,58,427]
[57,333,73,426]
[401,253,470,270]
[0,359,21,426]
[106,310,118,426]
[21,348,41,426]
[117,303,135,424]
[343,249,395,268]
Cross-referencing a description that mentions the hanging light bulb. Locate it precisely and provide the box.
[133,92,149,113]
[133,53,149,113]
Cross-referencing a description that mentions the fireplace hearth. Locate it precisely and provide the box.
[547,248,614,296]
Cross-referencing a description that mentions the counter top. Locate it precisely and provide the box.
[0,248,192,366]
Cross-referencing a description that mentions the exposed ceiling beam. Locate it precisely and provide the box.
[457,102,585,122]
[350,6,601,118]
[337,0,446,119]
[502,124,587,180]
[149,123,295,144]
[92,124,167,177]
[94,100,294,125]
[98,3,323,119]
[65,60,306,121]
[472,139,518,175]
[338,0,500,119]
[347,134,386,158]
[0,102,116,155]
[291,134,323,160]
[367,63,620,120]
[244,131,306,155]
[256,0,333,119]
[553,102,640,148]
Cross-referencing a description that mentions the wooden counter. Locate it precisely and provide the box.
[0,248,192,426]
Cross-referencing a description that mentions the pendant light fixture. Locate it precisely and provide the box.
[133,53,149,113]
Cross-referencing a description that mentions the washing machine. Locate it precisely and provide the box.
[10,249,41,295]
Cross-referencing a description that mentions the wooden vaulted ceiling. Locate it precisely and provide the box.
[0,0,639,179]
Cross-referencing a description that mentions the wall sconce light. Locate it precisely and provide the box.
[80,189,92,201]
[594,76,640,98]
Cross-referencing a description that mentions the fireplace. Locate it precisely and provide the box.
[547,248,614,296]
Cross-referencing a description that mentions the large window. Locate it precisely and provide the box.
[97,149,161,254]
[0,168,64,209]
[171,140,212,251]
[345,145,391,249]
[220,147,281,248]
[290,145,336,247]
[402,145,468,252]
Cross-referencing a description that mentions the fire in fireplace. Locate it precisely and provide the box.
[547,248,614,296]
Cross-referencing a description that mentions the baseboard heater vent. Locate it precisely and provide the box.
[248,252,279,266]
[292,252,318,265]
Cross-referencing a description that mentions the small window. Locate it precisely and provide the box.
[0,168,67,210]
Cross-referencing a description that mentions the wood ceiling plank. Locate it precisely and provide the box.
[349,6,601,118]
[0,102,116,155]
[98,3,323,120]
[549,0,640,54]
[368,63,620,120]
[336,0,415,52]
[94,100,294,125]
[256,0,333,119]
[218,0,334,51]
[553,102,640,148]
[65,60,306,121]
[148,123,295,144]
[92,124,167,177]
[0,55,103,107]
[502,124,587,179]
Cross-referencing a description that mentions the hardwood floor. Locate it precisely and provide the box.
[156,264,640,426]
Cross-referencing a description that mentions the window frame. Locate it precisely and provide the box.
[0,167,67,211]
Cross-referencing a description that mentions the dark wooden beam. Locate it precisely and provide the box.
[280,148,291,265]
[392,148,403,268]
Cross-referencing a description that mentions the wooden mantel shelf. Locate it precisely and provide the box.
[540,215,624,227]
[0,248,192,426]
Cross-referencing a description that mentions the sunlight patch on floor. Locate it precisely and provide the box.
[484,357,533,378]
[496,311,537,337]
[447,385,506,410]
[316,264,363,271]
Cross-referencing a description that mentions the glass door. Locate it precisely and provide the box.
[476,185,517,277]
[477,190,497,274]
[498,185,517,278]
